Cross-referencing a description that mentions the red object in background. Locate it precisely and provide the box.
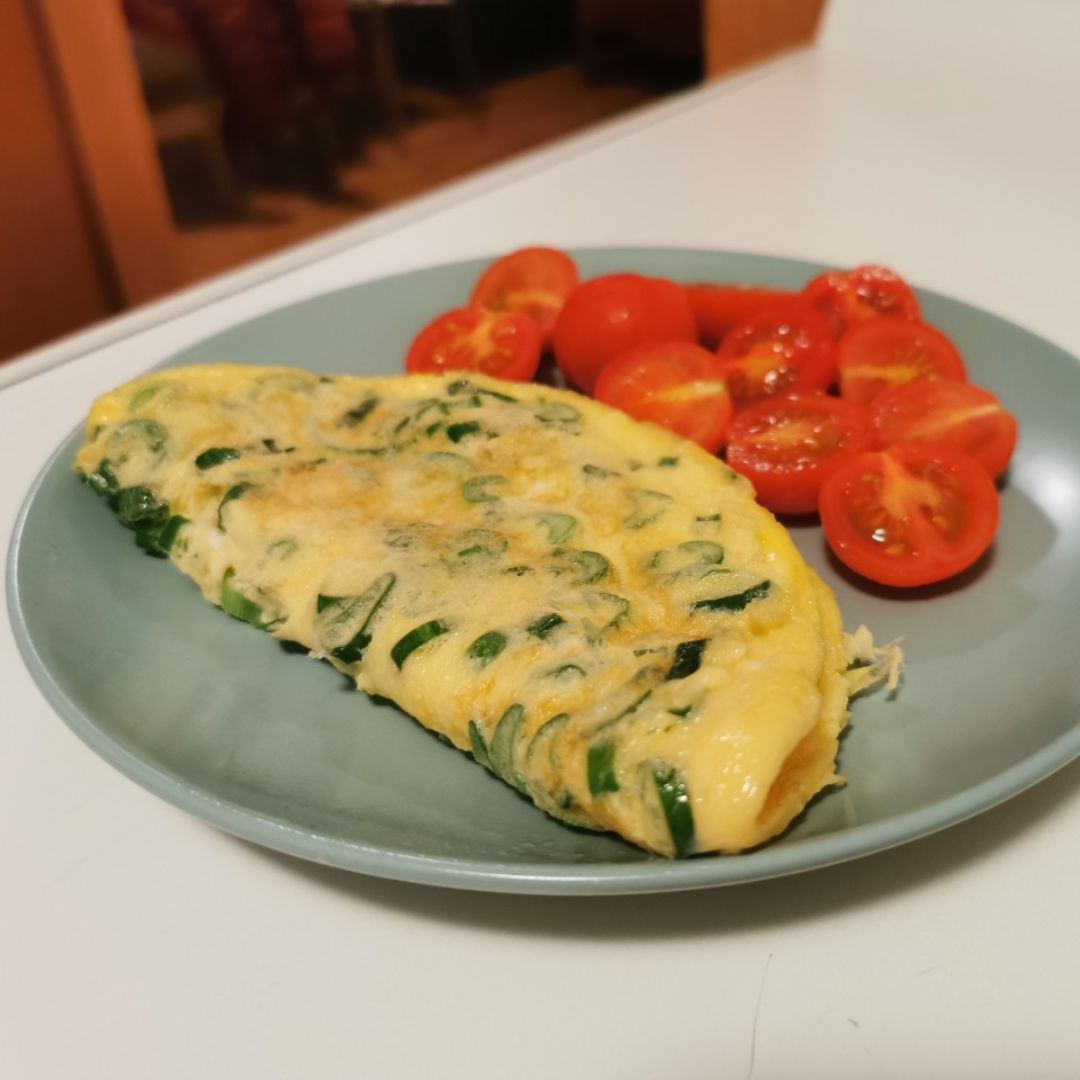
[716,303,836,409]
[803,264,921,338]
[405,306,542,381]
[818,441,1000,587]
[685,284,797,348]
[470,247,580,346]
[726,393,872,515]
[837,316,967,407]
[552,273,697,393]
[593,341,733,452]
[868,379,1018,479]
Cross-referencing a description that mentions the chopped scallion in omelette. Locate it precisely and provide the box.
[75,364,897,857]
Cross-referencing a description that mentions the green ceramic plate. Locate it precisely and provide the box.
[9,249,1080,895]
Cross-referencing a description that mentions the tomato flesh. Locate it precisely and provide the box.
[469,247,579,345]
[405,307,542,381]
[803,264,921,338]
[685,284,797,348]
[726,393,872,515]
[819,441,999,587]
[869,379,1017,479]
[837,317,966,407]
[594,341,732,453]
[552,274,697,393]
[716,303,836,409]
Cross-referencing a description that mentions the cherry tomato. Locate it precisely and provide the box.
[819,441,999,587]
[684,284,797,348]
[837,317,966,407]
[869,380,1018,480]
[803,265,921,338]
[726,393,872,515]
[469,247,579,345]
[594,341,733,453]
[716,303,836,409]
[552,274,697,393]
[405,307,541,381]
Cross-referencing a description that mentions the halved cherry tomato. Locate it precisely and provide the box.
[716,303,836,409]
[819,441,999,587]
[405,307,541,381]
[685,284,797,348]
[469,247,579,345]
[726,393,872,515]
[594,341,732,452]
[552,274,697,393]
[803,265,921,338]
[869,380,1018,479]
[837,317,966,407]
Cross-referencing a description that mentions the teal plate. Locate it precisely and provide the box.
[9,249,1080,894]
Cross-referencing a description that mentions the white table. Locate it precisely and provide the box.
[4,2,1079,1076]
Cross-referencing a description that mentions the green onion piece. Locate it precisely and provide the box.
[425,421,444,436]
[691,580,771,613]
[86,460,119,496]
[668,705,692,718]
[135,515,189,558]
[695,513,721,522]
[391,619,448,669]
[340,398,379,427]
[261,438,294,454]
[317,573,396,664]
[115,486,168,530]
[551,548,610,585]
[624,489,673,529]
[489,704,527,791]
[667,639,709,680]
[585,591,630,628]
[653,765,695,858]
[548,663,585,679]
[658,456,679,467]
[217,483,251,529]
[525,712,570,767]
[593,690,652,735]
[129,384,161,410]
[535,401,580,423]
[679,540,724,564]
[446,379,516,402]
[535,512,577,545]
[195,447,240,470]
[462,475,505,502]
[587,740,619,795]
[267,538,298,558]
[456,528,507,559]
[220,569,265,628]
[583,463,620,478]
[446,421,481,443]
[468,720,492,769]
[107,419,167,463]
[467,631,507,665]
[527,613,564,639]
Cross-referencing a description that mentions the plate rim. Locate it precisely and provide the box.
[9,247,1080,895]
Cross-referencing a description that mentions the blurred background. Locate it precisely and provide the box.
[0,0,823,362]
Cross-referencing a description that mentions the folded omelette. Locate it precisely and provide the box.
[74,364,891,857]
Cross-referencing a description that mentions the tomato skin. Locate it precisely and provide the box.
[469,247,579,345]
[818,441,999,587]
[803,265,921,338]
[869,379,1018,479]
[405,307,542,381]
[726,393,872,515]
[716,303,837,409]
[685,284,797,348]
[594,341,733,453]
[552,274,697,393]
[837,317,967,407]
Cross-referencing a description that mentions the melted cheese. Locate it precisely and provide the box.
[75,364,858,857]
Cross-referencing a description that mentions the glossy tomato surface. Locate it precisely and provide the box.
[819,441,999,587]
[726,393,872,515]
[837,317,966,407]
[685,284,797,348]
[594,341,733,452]
[869,379,1018,479]
[803,264,921,338]
[405,307,541,381]
[469,247,579,344]
[552,274,697,393]
[716,303,836,409]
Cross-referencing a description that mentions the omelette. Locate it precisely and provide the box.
[74,364,895,858]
